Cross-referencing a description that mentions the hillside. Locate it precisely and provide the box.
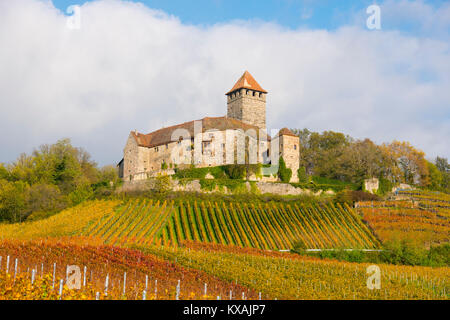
[0,239,255,300]
[357,190,450,247]
[0,199,378,250]
[0,239,448,300]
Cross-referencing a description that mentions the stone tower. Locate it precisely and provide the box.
[226,71,267,129]
[277,128,300,182]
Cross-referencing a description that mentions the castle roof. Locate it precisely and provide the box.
[276,128,298,137]
[131,116,270,148]
[226,71,268,95]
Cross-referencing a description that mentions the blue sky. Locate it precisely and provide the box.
[51,0,448,32]
[0,0,449,165]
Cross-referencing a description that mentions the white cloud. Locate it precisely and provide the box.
[0,0,448,166]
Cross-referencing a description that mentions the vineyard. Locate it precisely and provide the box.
[357,190,450,247]
[0,192,448,300]
[0,199,378,250]
[141,242,449,300]
[0,239,448,300]
[76,199,379,250]
[0,239,257,300]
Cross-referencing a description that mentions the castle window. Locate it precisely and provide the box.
[246,89,249,95]
[259,93,262,97]
[166,144,168,149]
[294,145,297,150]
[253,91,256,96]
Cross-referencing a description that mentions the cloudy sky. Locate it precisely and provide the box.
[0,0,449,166]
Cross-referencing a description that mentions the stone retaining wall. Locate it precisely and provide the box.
[118,178,334,197]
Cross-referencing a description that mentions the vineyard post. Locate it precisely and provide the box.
[0,256,2,269]
[142,290,147,300]
[52,263,56,289]
[176,280,180,300]
[14,258,18,280]
[154,279,157,299]
[242,292,245,300]
[145,275,148,291]
[96,292,100,300]
[204,283,207,296]
[31,269,36,285]
[259,292,261,300]
[41,263,43,277]
[6,255,9,273]
[229,290,232,300]
[123,272,127,296]
[58,279,64,300]
[105,274,109,296]
[83,266,87,287]
[217,296,220,300]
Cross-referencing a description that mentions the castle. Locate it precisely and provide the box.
[118,71,300,182]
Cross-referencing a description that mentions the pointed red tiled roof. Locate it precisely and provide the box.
[226,71,268,95]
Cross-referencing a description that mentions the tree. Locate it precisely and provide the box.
[426,161,443,190]
[0,164,9,180]
[97,165,120,186]
[381,141,429,186]
[297,166,308,183]
[335,139,386,184]
[277,156,292,183]
[301,131,349,177]
[435,157,449,173]
[434,157,449,191]
[25,184,66,218]
[0,179,28,223]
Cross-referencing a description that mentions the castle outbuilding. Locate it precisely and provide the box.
[118,71,299,182]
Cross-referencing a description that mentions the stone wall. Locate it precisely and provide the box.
[118,178,333,197]
[123,133,140,181]
[364,178,379,194]
[227,88,266,129]
[125,129,270,181]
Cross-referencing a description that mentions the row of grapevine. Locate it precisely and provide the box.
[159,201,378,250]
[357,195,449,246]
[82,199,175,245]
[20,199,377,250]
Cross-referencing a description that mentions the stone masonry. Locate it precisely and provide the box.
[119,71,300,183]
[227,89,267,129]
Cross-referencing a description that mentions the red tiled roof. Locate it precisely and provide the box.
[226,71,267,95]
[131,116,271,148]
[276,128,298,137]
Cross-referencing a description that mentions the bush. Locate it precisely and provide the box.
[378,177,393,195]
[68,184,93,206]
[335,189,380,205]
[297,166,308,183]
[173,167,209,179]
[381,239,427,266]
[292,241,449,267]
[25,184,66,217]
[224,165,246,180]
[277,157,292,183]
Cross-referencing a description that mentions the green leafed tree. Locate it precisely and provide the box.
[277,156,292,183]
